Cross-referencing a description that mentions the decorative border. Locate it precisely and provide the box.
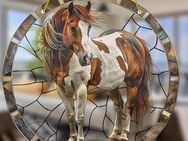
[3,0,179,141]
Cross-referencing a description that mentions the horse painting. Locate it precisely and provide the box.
[38,1,152,141]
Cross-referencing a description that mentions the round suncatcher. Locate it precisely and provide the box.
[3,0,179,141]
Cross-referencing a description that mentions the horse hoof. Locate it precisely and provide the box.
[108,137,118,141]
[119,133,128,141]
[77,137,84,141]
[68,138,76,141]
[119,139,128,141]
[119,137,128,141]
[108,132,119,141]
[68,135,77,141]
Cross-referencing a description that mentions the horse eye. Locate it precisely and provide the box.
[71,26,77,36]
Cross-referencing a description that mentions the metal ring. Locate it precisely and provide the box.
[3,0,179,141]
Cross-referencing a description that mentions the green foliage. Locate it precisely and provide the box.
[27,28,43,76]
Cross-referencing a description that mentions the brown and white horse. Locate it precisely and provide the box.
[39,2,152,141]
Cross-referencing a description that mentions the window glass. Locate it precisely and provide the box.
[179,16,188,66]
[158,17,175,45]
[7,10,37,62]
[7,10,28,44]
[179,16,188,95]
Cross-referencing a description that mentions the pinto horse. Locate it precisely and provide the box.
[39,2,152,141]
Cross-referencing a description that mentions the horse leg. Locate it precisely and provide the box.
[109,88,124,141]
[57,85,77,141]
[119,85,138,141]
[76,83,87,141]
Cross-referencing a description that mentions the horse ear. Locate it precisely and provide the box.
[86,1,91,11]
[68,2,74,14]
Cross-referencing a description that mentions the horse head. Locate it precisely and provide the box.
[63,1,94,66]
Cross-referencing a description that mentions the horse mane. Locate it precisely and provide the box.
[73,4,103,27]
[38,5,68,84]
[39,2,103,84]
[41,2,103,51]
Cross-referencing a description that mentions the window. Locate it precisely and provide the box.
[180,16,188,66]
[7,10,38,63]
[158,17,175,46]
[179,16,188,95]
[7,10,28,45]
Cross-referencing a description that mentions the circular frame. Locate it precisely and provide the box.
[3,0,179,141]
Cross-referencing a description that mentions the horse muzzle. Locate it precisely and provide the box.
[79,52,93,66]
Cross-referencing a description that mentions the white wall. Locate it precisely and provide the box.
[0,5,7,89]
[140,0,188,16]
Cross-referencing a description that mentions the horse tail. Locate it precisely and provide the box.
[135,38,152,122]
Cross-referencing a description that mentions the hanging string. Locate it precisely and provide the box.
[41,0,142,14]
[41,0,50,14]
[134,0,142,14]
[41,0,65,14]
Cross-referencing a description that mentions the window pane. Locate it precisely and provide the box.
[7,10,28,44]
[180,16,188,65]
[158,17,175,45]
[179,16,188,95]
[7,10,37,62]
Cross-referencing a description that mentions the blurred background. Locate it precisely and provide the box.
[0,0,188,141]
